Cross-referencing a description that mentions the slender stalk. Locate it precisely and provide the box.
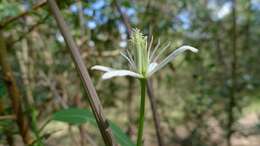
[137,79,146,146]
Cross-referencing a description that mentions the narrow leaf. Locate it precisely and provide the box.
[52,108,135,146]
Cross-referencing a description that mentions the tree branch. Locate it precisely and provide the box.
[112,0,132,36]
[46,0,117,145]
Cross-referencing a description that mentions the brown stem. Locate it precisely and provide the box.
[0,31,33,145]
[46,0,117,145]
[147,80,165,146]
[227,0,237,146]
[76,0,86,37]
[112,0,132,36]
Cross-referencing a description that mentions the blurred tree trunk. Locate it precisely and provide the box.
[244,0,252,71]
[245,1,251,51]
[0,31,32,145]
[227,0,237,145]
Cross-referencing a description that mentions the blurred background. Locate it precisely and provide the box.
[0,0,260,146]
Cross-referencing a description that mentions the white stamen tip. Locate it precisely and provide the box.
[183,45,199,53]
[91,65,112,72]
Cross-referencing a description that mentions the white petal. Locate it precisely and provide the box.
[91,65,113,72]
[148,62,158,73]
[102,70,142,80]
[148,45,198,76]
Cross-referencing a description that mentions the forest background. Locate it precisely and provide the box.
[0,0,260,146]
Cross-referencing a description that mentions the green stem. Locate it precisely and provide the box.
[137,78,146,146]
[31,108,44,146]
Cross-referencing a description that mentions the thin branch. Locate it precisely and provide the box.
[46,0,117,146]
[147,80,165,146]
[76,0,86,37]
[0,115,16,120]
[0,0,47,28]
[112,0,132,36]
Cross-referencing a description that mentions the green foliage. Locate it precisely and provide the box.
[52,108,97,125]
[0,1,21,20]
[0,0,260,145]
[52,108,135,146]
[0,81,6,97]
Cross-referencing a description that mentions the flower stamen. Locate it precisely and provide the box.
[120,52,136,70]
[150,38,161,62]
[152,42,171,63]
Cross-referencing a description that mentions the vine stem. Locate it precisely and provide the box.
[137,78,146,146]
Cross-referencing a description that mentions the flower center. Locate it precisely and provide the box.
[130,29,149,77]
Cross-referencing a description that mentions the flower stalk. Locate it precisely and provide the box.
[137,78,146,146]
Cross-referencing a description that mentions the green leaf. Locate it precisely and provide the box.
[109,122,135,146]
[52,108,135,146]
[0,2,21,20]
[52,108,96,125]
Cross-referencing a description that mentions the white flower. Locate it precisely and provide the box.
[91,29,198,80]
